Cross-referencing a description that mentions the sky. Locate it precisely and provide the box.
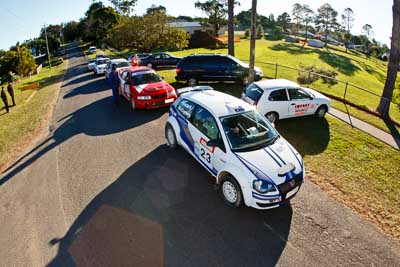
[0,0,393,51]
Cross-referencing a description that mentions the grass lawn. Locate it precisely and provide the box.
[0,61,67,170]
[99,39,400,134]
[276,116,400,239]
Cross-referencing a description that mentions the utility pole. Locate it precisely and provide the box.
[248,0,257,83]
[44,24,52,69]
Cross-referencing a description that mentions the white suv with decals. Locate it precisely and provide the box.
[241,79,330,123]
[165,86,304,209]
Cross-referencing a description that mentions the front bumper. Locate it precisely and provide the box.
[247,172,304,210]
[248,185,301,209]
[96,69,105,74]
[134,97,177,109]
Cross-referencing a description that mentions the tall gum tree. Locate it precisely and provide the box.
[377,0,400,117]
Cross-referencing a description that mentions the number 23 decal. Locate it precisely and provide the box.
[200,148,211,163]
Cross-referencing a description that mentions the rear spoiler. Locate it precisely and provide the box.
[176,86,214,95]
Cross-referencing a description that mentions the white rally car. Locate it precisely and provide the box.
[93,57,110,75]
[165,86,304,209]
[241,79,330,123]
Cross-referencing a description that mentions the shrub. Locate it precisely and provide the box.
[297,65,319,84]
[297,65,338,85]
[318,68,338,85]
[256,25,264,39]
[244,29,250,39]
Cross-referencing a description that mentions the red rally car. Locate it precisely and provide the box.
[118,67,177,109]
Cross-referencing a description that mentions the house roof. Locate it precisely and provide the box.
[168,21,209,28]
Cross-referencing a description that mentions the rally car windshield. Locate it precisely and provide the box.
[131,72,162,85]
[96,59,109,65]
[220,110,278,152]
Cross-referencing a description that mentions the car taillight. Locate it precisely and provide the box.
[176,68,181,74]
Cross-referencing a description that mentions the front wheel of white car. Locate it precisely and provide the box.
[165,124,177,148]
[221,176,243,208]
[315,106,327,118]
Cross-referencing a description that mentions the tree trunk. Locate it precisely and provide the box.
[248,0,257,83]
[377,0,400,117]
[228,0,235,56]
[306,25,309,42]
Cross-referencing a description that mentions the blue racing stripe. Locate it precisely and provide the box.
[263,148,282,167]
[234,153,275,185]
[268,146,286,166]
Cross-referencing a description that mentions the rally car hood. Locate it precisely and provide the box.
[302,87,330,102]
[234,137,303,185]
[135,81,171,94]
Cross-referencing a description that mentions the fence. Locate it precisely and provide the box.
[247,60,400,127]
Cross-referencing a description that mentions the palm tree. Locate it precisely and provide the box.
[377,0,400,117]
[227,0,235,56]
[248,0,257,83]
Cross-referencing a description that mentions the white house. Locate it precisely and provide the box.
[167,21,213,34]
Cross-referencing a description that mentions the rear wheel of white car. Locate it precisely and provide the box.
[188,77,197,86]
[221,176,243,208]
[130,96,136,110]
[315,106,327,118]
[165,124,177,148]
[147,63,153,68]
[265,112,278,123]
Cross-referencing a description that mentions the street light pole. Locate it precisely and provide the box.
[44,24,52,69]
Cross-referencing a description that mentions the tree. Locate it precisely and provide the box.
[341,8,354,52]
[362,24,374,56]
[40,24,62,53]
[0,46,36,79]
[108,12,189,52]
[110,0,137,16]
[362,24,374,41]
[276,12,291,33]
[302,5,315,41]
[292,3,303,36]
[248,0,257,83]
[194,0,228,36]
[377,0,400,117]
[227,0,235,56]
[63,21,80,43]
[315,3,339,43]
[146,5,166,14]
[236,10,252,28]
[80,3,121,43]
[256,24,264,39]
[176,16,194,22]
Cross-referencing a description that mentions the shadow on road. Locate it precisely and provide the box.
[276,116,330,156]
[47,145,292,267]
[0,96,166,186]
[63,75,109,99]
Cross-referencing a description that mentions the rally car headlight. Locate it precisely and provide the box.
[253,180,277,194]
[137,95,151,100]
[167,90,175,97]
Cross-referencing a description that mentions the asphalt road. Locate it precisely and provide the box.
[0,44,399,267]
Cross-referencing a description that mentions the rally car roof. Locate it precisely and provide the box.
[182,89,254,117]
[254,79,300,90]
[118,66,153,73]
